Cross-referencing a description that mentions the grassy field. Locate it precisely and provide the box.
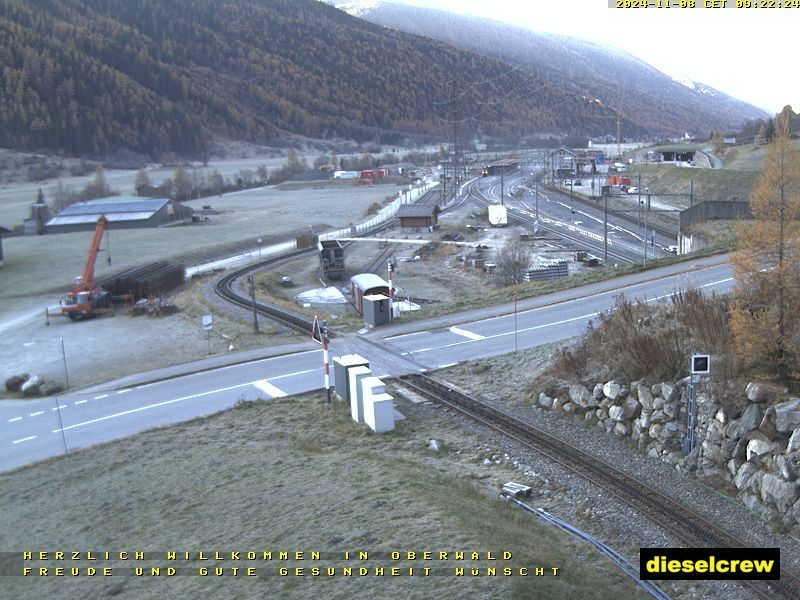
[0,184,402,301]
[0,391,651,600]
[623,164,758,204]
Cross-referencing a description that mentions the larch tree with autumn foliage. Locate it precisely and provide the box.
[730,106,800,382]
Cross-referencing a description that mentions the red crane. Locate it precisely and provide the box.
[61,215,113,320]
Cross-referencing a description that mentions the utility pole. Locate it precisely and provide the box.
[603,189,608,262]
[248,274,259,333]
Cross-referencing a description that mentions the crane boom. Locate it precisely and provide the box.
[76,215,107,291]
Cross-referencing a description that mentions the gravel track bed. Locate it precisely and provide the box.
[414,369,800,600]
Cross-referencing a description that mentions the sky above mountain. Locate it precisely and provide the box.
[364,0,796,114]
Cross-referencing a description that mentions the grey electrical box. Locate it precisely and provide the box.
[363,294,390,327]
[333,354,369,402]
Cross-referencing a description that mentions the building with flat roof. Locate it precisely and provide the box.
[46,196,194,233]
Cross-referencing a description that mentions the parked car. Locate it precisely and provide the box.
[626,186,639,194]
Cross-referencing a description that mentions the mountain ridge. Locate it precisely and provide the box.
[0,0,767,160]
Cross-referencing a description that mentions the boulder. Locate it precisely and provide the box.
[569,385,596,408]
[737,404,763,436]
[702,440,722,463]
[637,383,654,411]
[705,421,724,444]
[427,439,440,452]
[595,407,608,421]
[746,381,784,403]
[735,462,759,490]
[603,380,623,401]
[661,382,679,403]
[726,458,740,477]
[562,402,574,414]
[775,453,800,481]
[592,383,604,401]
[613,422,629,437]
[746,439,780,461]
[551,396,565,412]
[652,396,665,411]
[5,374,29,392]
[39,381,65,396]
[648,423,664,439]
[538,393,553,410]
[758,407,779,440]
[21,376,41,396]
[663,403,678,420]
[774,398,800,433]
[650,409,670,424]
[788,429,800,453]
[760,473,799,513]
[622,396,641,419]
[714,409,727,425]
[608,405,626,422]
[635,412,651,431]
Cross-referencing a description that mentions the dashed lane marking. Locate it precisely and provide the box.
[29,411,44,417]
[8,417,22,423]
[94,394,108,400]
[75,400,88,405]
[13,436,37,444]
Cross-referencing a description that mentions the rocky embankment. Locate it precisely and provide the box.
[538,379,800,532]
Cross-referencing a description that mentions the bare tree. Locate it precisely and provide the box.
[492,240,532,287]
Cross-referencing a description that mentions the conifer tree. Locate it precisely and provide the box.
[730,106,800,381]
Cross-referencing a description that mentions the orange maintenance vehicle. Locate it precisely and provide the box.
[58,215,113,320]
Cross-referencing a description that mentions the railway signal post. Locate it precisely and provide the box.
[683,354,710,455]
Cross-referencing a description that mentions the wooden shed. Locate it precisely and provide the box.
[397,204,438,229]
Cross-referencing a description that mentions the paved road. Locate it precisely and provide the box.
[1,255,733,472]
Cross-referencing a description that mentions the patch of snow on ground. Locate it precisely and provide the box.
[295,287,347,304]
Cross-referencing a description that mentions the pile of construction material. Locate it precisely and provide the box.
[130,297,179,317]
[97,261,185,300]
[524,260,569,280]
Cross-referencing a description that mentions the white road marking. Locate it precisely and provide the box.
[253,380,287,398]
[52,406,67,411]
[13,436,37,444]
[57,381,260,433]
[269,368,316,381]
[29,411,44,417]
[8,417,22,423]
[75,400,88,405]
[94,394,108,400]
[116,389,131,394]
[438,363,457,369]
[449,326,485,341]
[409,311,601,355]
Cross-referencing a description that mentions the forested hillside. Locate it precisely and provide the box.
[0,0,763,160]
[345,2,768,137]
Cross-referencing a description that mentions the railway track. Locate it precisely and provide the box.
[398,372,800,600]
[214,185,463,333]
[467,178,636,265]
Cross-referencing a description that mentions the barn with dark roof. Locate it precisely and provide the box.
[46,196,194,233]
